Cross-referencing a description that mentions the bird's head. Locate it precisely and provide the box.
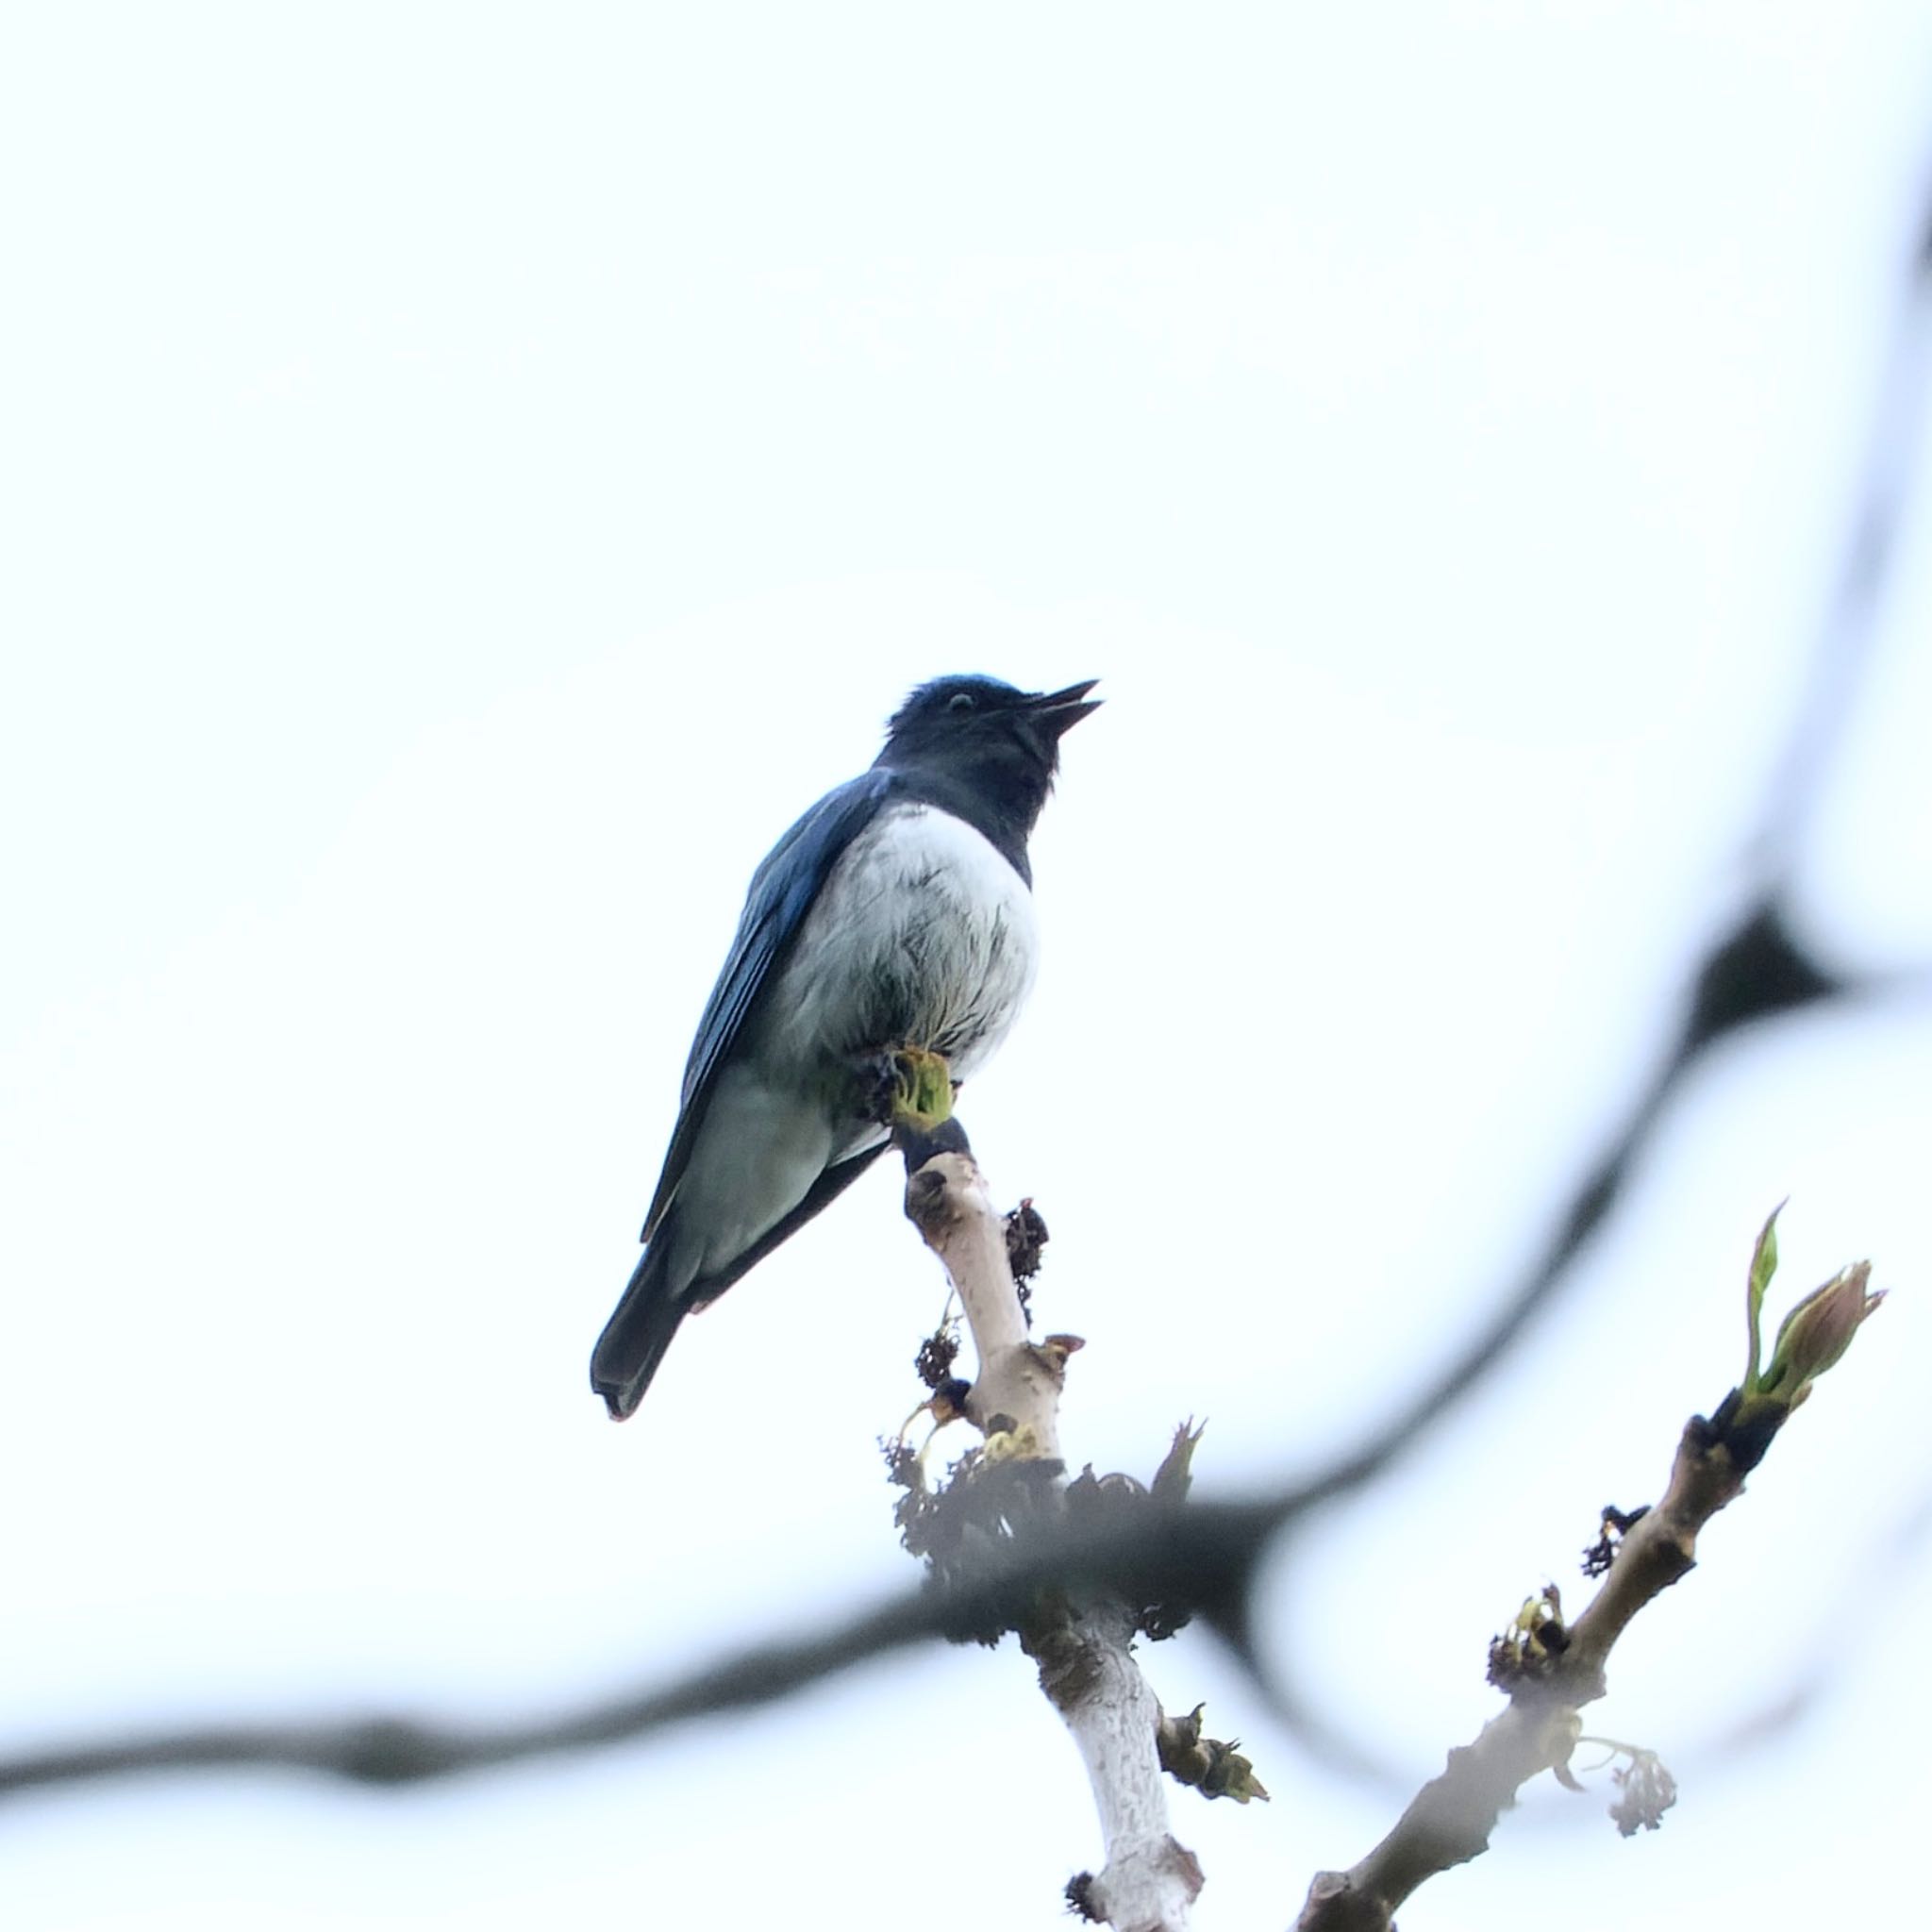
[880,675,1101,779]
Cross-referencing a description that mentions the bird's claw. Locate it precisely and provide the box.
[864,1045,955,1132]
[861,1051,950,1136]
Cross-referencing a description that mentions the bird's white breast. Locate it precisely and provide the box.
[765,801,1040,1085]
[665,804,1041,1287]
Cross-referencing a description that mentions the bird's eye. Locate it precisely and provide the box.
[948,691,976,714]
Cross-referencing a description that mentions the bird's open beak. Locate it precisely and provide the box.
[1028,678,1102,734]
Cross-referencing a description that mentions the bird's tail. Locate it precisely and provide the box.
[591,1244,689,1422]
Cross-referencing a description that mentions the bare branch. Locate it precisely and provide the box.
[1746,179,1932,886]
[0,1485,1292,1804]
[0,1582,948,1797]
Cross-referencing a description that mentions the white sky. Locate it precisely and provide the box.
[5,5,1932,1927]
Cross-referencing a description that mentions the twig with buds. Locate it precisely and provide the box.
[1298,1210,1884,1932]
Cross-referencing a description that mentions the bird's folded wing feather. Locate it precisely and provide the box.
[639,767,900,1241]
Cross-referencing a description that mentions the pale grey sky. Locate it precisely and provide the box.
[4,5,1931,1927]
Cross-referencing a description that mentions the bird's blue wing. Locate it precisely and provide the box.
[639,767,898,1241]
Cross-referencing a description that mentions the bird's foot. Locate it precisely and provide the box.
[870,1044,954,1133]
[860,1044,971,1165]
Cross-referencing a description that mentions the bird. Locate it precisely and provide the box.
[591,673,1099,1421]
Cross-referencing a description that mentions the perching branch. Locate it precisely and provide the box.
[891,1124,1206,1932]
[901,1146,1070,1461]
